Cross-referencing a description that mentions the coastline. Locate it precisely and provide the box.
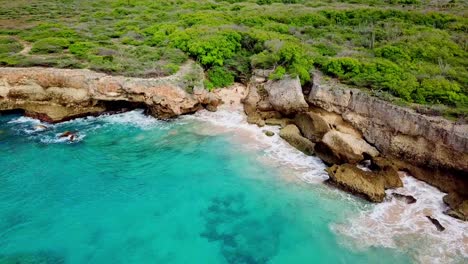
[187,105,468,263]
[1,66,467,250]
[2,99,467,263]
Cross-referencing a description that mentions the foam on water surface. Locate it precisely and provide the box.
[0,109,467,263]
[189,108,468,264]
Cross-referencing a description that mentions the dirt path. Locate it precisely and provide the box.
[18,39,32,55]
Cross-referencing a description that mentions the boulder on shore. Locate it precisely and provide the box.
[264,76,308,116]
[443,192,468,221]
[279,124,315,156]
[319,130,379,164]
[327,164,386,202]
[392,193,417,204]
[371,157,403,189]
[265,118,292,128]
[247,113,265,127]
[426,216,445,231]
[293,111,331,142]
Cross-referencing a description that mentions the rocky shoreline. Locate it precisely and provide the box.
[243,69,467,221]
[0,65,466,221]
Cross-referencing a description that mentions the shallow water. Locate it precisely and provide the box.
[0,110,466,264]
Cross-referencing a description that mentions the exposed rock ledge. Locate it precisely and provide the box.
[308,72,468,196]
[0,61,220,122]
[244,70,467,220]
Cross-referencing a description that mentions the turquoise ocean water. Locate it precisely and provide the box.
[0,110,465,264]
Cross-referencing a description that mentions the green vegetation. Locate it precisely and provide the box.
[0,0,467,116]
[206,66,235,90]
[31,37,70,54]
[0,36,23,54]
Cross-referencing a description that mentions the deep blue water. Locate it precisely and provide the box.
[0,111,413,264]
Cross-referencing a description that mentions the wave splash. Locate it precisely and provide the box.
[185,109,329,184]
[6,110,164,144]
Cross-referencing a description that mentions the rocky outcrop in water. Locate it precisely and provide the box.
[426,216,446,232]
[0,61,219,122]
[443,192,468,221]
[327,164,386,202]
[279,124,315,155]
[392,193,417,204]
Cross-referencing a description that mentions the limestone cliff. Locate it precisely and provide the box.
[0,61,219,122]
[307,71,468,196]
[243,70,467,220]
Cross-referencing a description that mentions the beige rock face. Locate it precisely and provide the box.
[279,124,315,156]
[307,73,468,198]
[0,61,220,122]
[327,164,386,202]
[371,157,403,189]
[293,111,331,142]
[264,76,308,115]
[320,130,379,164]
[308,71,468,182]
[443,192,468,221]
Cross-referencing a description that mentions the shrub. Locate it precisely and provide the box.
[251,40,313,84]
[224,51,252,82]
[21,23,78,42]
[0,36,18,44]
[323,58,419,101]
[0,54,24,66]
[0,36,22,54]
[374,45,410,63]
[256,0,272,5]
[269,66,286,80]
[171,28,242,66]
[417,77,464,106]
[313,43,338,56]
[31,37,70,54]
[323,57,362,78]
[69,42,97,58]
[207,66,235,88]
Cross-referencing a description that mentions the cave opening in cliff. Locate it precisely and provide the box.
[0,108,25,116]
[100,100,149,115]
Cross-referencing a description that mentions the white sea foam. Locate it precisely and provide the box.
[7,116,41,125]
[332,173,468,263]
[6,110,164,144]
[188,108,468,264]
[96,110,164,129]
[185,109,328,184]
[6,108,468,263]
[38,133,86,144]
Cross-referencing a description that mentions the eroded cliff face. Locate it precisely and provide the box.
[308,72,468,174]
[0,61,220,122]
[244,70,468,220]
[307,72,468,195]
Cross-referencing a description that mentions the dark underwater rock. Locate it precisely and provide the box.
[426,216,445,232]
[392,193,417,204]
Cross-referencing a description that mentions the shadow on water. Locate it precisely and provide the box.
[0,250,64,264]
[201,194,282,264]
